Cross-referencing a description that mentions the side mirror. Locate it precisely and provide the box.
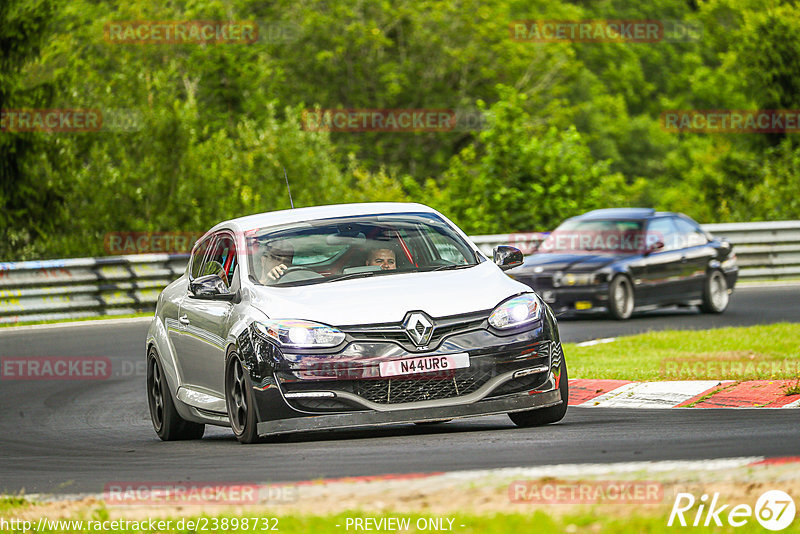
[645,240,665,255]
[189,273,236,300]
[493,246,524,271]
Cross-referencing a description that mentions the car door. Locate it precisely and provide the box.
[672,216,714,298]
[639,217,684,304]
[169,236,212,373]
[178,232,238,401]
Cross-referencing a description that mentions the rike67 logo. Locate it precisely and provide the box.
[668,490,796,531]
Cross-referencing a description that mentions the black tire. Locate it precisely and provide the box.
[225,352,262,444]
[700,269,730,313]
[147,350,205,441]
[508,353,568,427]
[608,275,634,320]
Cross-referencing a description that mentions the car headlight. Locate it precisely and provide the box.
[555,272,598,286]
[253,320,345,348]
[488,294,542,329]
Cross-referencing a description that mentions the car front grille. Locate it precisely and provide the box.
[280,341,551,408]
[284,366,493,405]
[341,311,488,349]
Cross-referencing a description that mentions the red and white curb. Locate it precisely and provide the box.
[569,379,800,408]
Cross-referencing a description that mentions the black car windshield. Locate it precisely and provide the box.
[246,212,479,287]
[538,219,647,254]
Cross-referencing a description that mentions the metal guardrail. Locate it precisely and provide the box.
[0,255,189,324]
[1,221,799,324]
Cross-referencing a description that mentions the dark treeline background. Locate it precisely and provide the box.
[2,0,799,260]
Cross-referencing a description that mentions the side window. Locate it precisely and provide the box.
[203,234,238,289]
[646,217,679,251]
[673,217,708,248]
[190,237,212,279]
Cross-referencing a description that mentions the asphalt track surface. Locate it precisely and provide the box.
[0,285,798,495]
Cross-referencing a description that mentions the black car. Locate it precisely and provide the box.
[508,208,738,320]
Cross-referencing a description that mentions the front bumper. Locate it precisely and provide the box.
[238,310,564,436]
[256,388,562,435]
[512,275,609,315]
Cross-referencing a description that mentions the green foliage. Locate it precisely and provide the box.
[439,88,631,233]
[3,0,800,260]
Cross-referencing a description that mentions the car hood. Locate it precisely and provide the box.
[516,252,631,273]
[249,261,528,326]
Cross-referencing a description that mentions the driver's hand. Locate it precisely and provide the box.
[267,264,289,281]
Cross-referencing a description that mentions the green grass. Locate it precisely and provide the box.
[0,495,31,514]
[565,323,800,381]
[0,312,152,328]
[0,510,784,534]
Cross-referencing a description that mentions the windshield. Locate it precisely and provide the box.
[246,212,479,287]
[538,219,647,254]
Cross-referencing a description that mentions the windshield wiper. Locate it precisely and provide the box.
[328,271,379,283]
[429,263,475,271]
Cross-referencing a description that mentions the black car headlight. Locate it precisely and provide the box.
[253,320,345,348]
[488,293,542,329]
[556,272,599,286]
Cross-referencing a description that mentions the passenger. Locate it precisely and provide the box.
[366,247,397,270]
[260,240,294,283]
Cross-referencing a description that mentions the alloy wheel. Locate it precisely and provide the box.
[228,358,248,435]
[148,357,164,431]
[710,271,729,311]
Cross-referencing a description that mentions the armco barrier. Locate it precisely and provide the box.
[0,255,189,324]
[1,221,798,324]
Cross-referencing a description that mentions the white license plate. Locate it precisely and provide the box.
[379,353,470,377]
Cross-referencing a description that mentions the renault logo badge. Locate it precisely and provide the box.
[403,312,434,347]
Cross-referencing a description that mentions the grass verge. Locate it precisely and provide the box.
[565,322,800,381]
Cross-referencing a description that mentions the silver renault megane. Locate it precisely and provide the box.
[146,203,568,443]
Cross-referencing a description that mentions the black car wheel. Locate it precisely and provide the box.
[700,269,730,313]
[508,355,568,427]
[147,350,205,441]
[608,275,634,320]
[225,353,262,444]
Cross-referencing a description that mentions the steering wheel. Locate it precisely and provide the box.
[279,266,317,276]
[273,266,325,282]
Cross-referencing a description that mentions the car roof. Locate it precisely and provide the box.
[575,208,657,220]
[212,202,438,233]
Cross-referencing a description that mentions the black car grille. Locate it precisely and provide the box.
[288,397,359,412]
[341,311,488,349]
[280,341,552,408]
[284,367,493,405]
[488,371,549,396]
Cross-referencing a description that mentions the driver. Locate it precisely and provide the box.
[260,240,294,283]
[366,246,397,270]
